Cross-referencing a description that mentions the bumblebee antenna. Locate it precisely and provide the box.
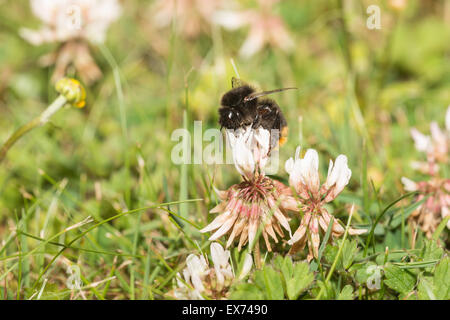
[244,87,298,102]
[230,58,240,79]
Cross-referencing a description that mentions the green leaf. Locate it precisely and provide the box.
[384,264,416,294]
[421,239,443,262]
[417,257,449,300]
[433,216,450,240]
[314,280,333,299]
[323,244,338,265]
[417,276,436,300]
[433,257,450,300]
[285,261,315,300]
[337,285,354,300]
[385,230,402,250]
[324,239,359,271]
[259,267,284,300]
[229,283,265,300]
[254,269,265,290]
[355,262,377,284]
[341,239,358,269]
[276,255,294,281]
[420,239,444,272]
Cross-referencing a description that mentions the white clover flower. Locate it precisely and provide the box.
[173,242,247,300]
[213,0,294,58]
[323,155,352,202]
[185,254,209,293]
[226,127,271,180]
[410,128,431,153]
[210,242,233,288]
[174,253,209,300]
[286,148,352,203]
[20,0,121,84]
[285,147,365,261]
[238,253,253,280]
[401,177,419,192]
[200,178,294,252]
[401,176,450,238]
[409,106,450,169]
[403,107,450,237]
[201,126,296,252]
[20,0,121,45]
[150,0,228,38]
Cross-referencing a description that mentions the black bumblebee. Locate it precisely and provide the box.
[219,77,296,147]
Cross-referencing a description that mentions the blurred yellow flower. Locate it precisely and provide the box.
[55,78,86,108]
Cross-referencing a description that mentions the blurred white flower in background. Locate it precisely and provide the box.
[410,106,450,172]
[150,0,228,38]
[20,0,121,84]
[401,106,450,237]
[388,0,409,12]
[213,0,294,58]
[401,177,450,236]
[20,0,121,44]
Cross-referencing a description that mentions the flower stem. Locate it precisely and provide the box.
[254,240,262,269]
[316,205,355,300]
[0,95,67,163]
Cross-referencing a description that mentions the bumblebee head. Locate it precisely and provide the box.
[218,107,243,130]
[221,85,255,108]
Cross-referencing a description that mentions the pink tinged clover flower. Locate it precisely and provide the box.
[285,148,366,261]
[200,127,295,251]
[172,243,252,300]
[150,0,228,38]
[403,106,450,236]
[227,127,271,179]
[401,177,450,237]
[212,0,294,58]
[410,106,450,172]
[21,0,121,44]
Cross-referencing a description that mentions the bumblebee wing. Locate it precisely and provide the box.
[244,87,297,102]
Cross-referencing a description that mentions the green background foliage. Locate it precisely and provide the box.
[0,0,448,299]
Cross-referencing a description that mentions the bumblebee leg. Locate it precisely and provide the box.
[278,126,288,146]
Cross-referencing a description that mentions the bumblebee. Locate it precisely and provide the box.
[218,77,295,147]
